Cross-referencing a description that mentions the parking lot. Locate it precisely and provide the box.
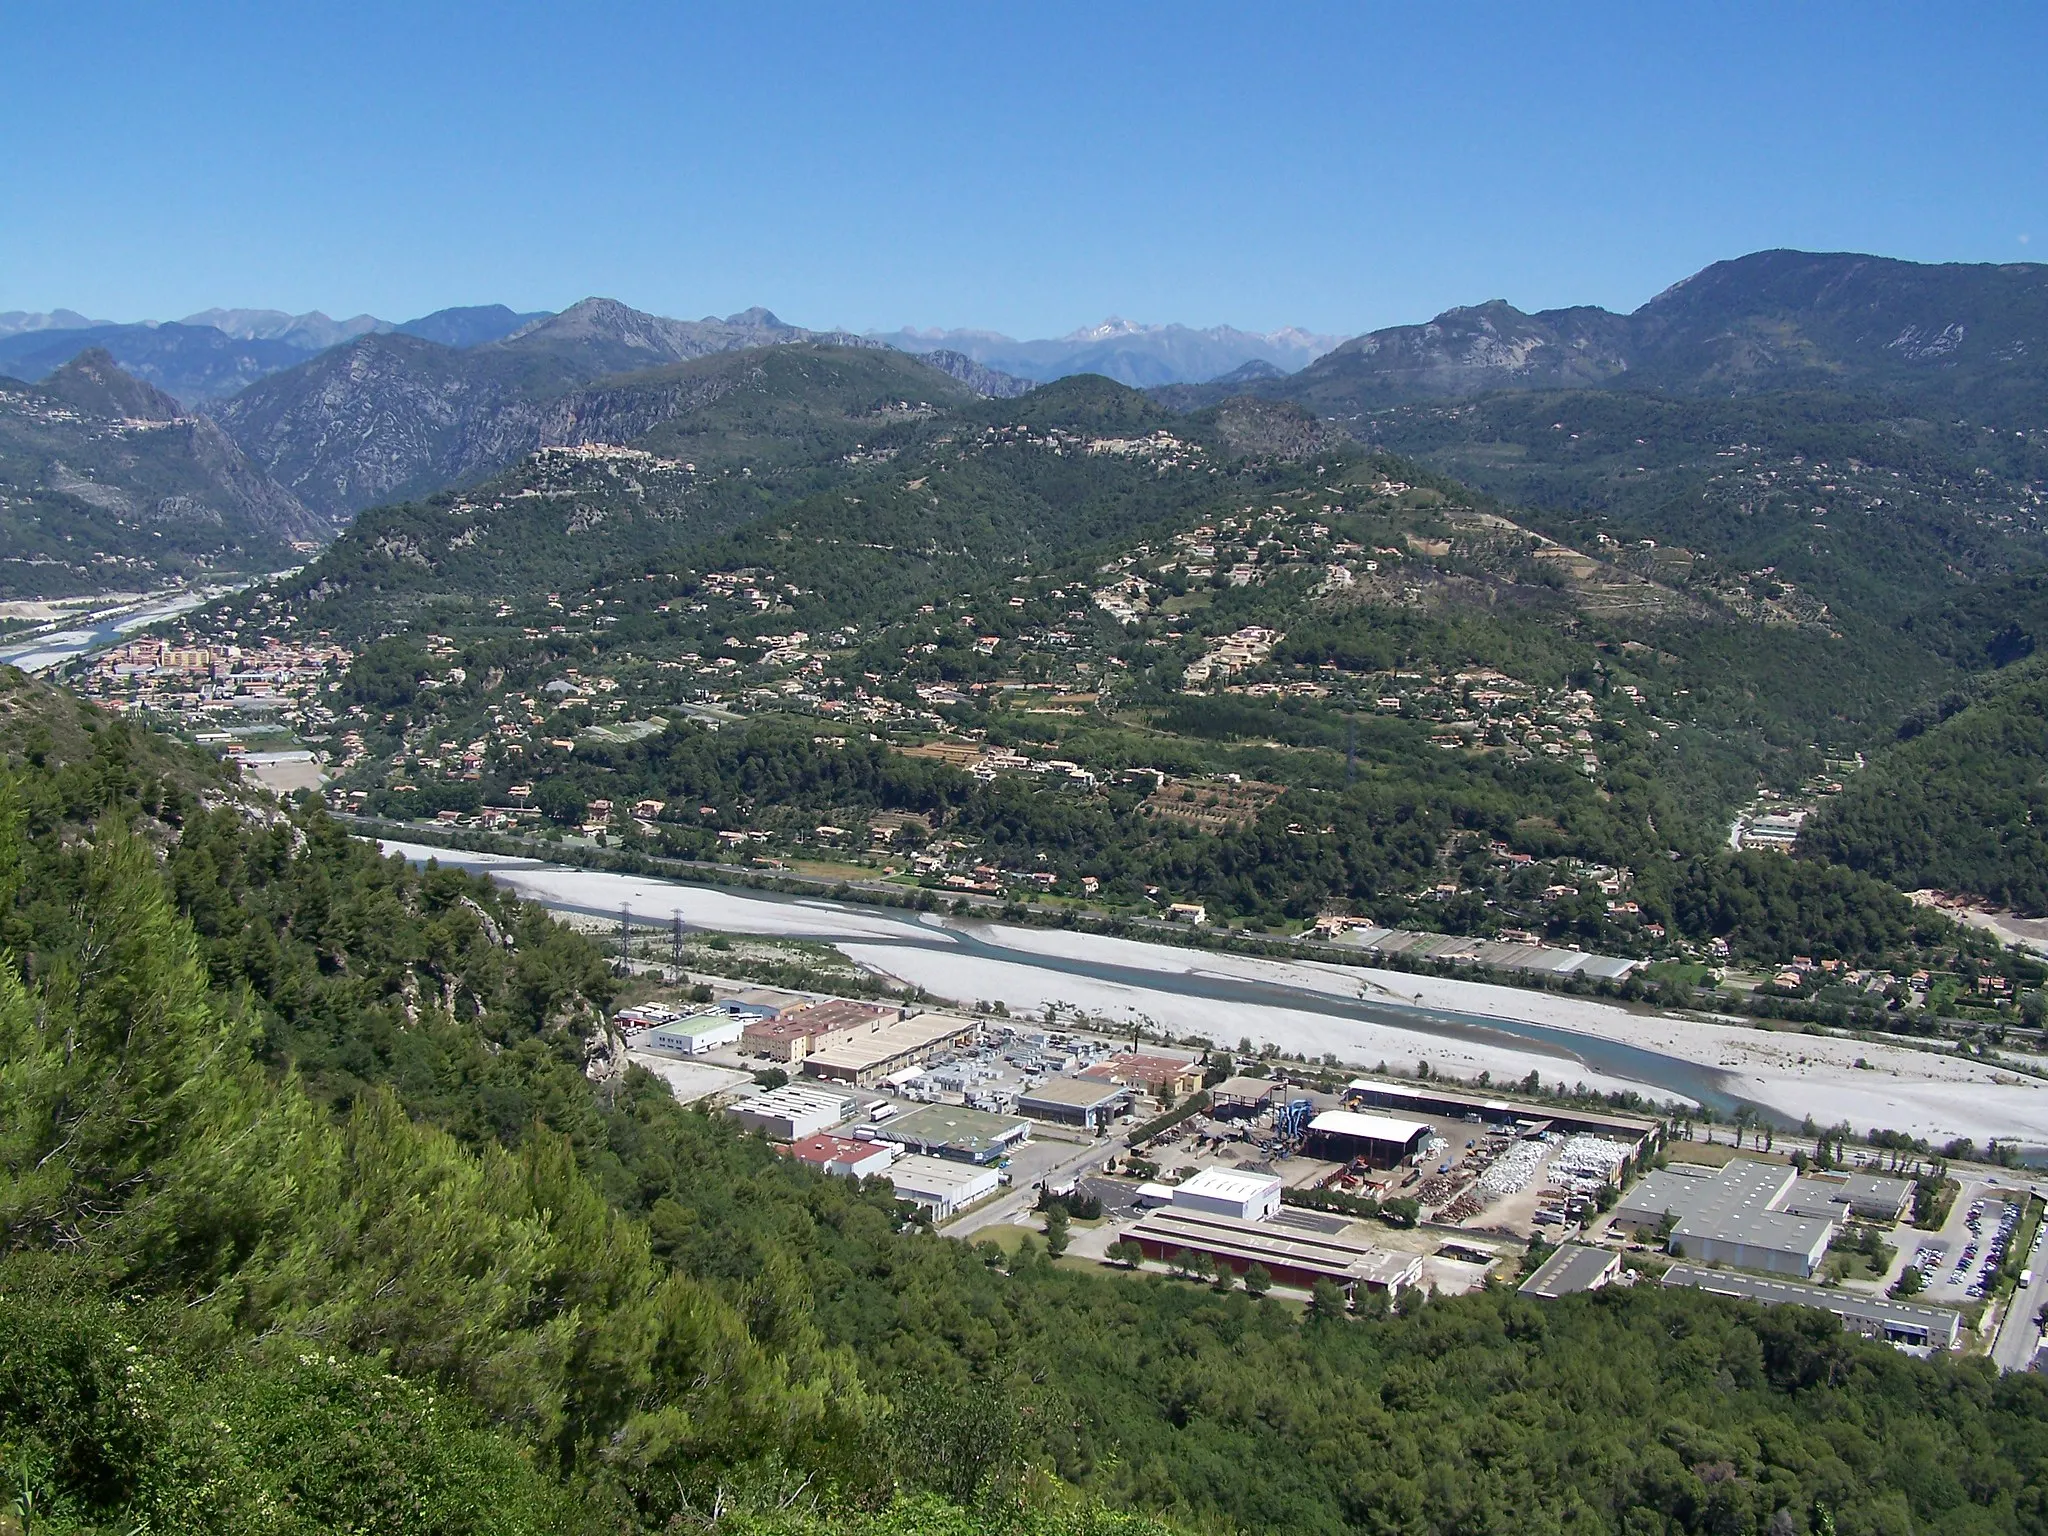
[1907,1184,2024,1306]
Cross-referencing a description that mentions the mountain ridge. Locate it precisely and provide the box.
[877,316,1343,386]
[213,302,1029,518]
[0,351,322,594]
[1216,250,2048,421]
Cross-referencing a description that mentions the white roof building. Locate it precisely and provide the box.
[725,1084,858,1142]
[888,1154,1001,1219]
[645,1015,745,1056]
[1305,1111,1433,1165]
[1172,1166,1284,1222]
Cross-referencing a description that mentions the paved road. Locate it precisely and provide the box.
[1993,1271,2046,1373]
[1991,1204,2048,1373]
[947,1132,1124,1239]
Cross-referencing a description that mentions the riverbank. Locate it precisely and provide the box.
[378,839,2048,1146]
[917,925,2048,1145]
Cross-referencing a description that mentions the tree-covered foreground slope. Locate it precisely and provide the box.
[3,672,2047,1534]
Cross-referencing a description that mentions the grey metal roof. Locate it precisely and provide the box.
[1518,1243,1621,1298]
[1662,1264,1961,1347]
[1780,1172,1914,1219]
[1016,1076,1129,1109]
[1616,1159,1838,1264]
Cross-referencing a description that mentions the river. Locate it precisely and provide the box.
[0,576,280,673]
[377,839,1764,1116]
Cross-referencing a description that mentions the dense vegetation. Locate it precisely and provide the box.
[170,356,2046,969]
[6,678,2048,1534]
[1801,661,2048,912]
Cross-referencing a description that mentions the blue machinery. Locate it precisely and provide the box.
[1275,1097,1313,1140]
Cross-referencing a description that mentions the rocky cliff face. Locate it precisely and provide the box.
[915,349,1035,397]
[0,352,323,593]
[214,300,1020,519]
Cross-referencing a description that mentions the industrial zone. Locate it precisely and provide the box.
[603,978,2027,1360]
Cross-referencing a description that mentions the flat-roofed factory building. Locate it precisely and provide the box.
[1123,1206,1423,1297]
[1015,1075,1130,1129]
[889,1154,1002,1219]
[1171,1167,1283,1222]
[1779,1172,1915,1225]
[1079,1051,1207,1099]
[743,999,897,1063]
[724,1084,860,1141]
[1612,1160,1838,1278]
[644,1014,745,1056]
[800,1010,980,1087]
[1663,1264,1961,1350]
[874,1103,1031,1164]
[1304,1110,1432,1168]
[1518,1243,1623,1299]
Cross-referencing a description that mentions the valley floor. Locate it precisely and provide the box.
[380,840,2048,1148]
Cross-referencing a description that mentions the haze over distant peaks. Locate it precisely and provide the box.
[0,302,557,405]
[393,303,554,349]
[875,316,1344,387]
[179,307,389,350]
[0,308,113,338]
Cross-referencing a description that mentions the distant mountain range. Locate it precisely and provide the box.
[1189,250,2048,424]
[0,304,1336,407]
[0,304,549,405]
[208,299,1004,518]
[875,317,1342,387]
[5,248,2046,597]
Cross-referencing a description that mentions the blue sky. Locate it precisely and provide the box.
[5,2,2042,338]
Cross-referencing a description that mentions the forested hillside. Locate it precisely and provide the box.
[148,360,2048,971]
[1801,660,2048,912]
[0,351,322,596]
[1214,251,2048,423]
[213,303,952,518]
[5,671,2048,1533]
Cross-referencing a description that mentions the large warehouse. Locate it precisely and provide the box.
[743,999,897,1063]
[724,1084,859,1141]
[1304,1110,1432,1168]
[875,1104,1032,1164]
[1778,1171,1915,1224]
[644,1014,745,1056]
[1171,1167,1283,1222]
[888,1154,1001,1219]
[1663,1264,1960,1350]
[1518,1243,1623,1299]
[1613,1160,1840,1278]
[800,1010,979,1087]
[1123,1206,1423,1296]
[1016,1075,1131,1129]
